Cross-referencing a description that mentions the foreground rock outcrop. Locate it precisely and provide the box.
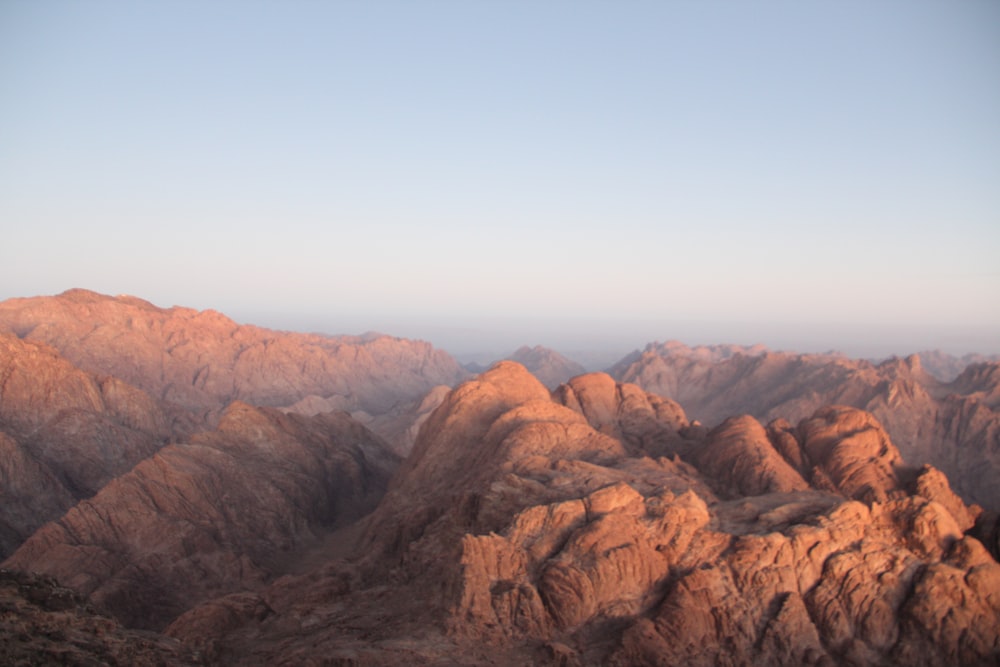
[149,363,1000,665]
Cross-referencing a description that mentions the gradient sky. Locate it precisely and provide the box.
[2,1,998,359]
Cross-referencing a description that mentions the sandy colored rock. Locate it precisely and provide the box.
[554,373,689,458]
[798,405,905,503]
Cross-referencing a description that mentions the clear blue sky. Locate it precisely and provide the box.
[2,1,998,358]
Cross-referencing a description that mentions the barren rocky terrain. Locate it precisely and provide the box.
[4,402,397,630]
[612,341,1000,509]
[0,289,468,432]
[0,290,467,556]
[157,364,1000,665]
[916,349,1000,382]
[1,293,998,664]
[506,345,588,389]
[0,330,172,557]
[0,568,197,666]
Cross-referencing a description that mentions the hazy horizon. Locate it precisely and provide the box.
[229,304,1000,362]
[8,287,998,366]
[2,2,998,359]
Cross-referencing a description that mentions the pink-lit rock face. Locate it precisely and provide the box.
[612,342,1000,509]
[0,288,468,423]
[1,293,998,664]
[0,290,469,558]
[506,345,587,389]
[161,364,999,665]
[695,414,809,496]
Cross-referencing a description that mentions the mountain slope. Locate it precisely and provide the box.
[3,404,397,630]
[506,345,587,389]
[0,289,469,427]
[917,350,1000,382]
[0,331,172,557]
[0,568,199,665]
[160,363,999,665]
[2,295,997,664]
[612,342,1000,508]
[0,290,469,556]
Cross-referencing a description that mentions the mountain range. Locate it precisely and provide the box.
[1,290,998,665]
[611,341,1000,509]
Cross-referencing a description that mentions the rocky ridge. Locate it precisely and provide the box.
[916,349,1000,382]
[148,363,999,665]
[0,289,469,428]
[612,342,1000,508]
[0,330,172,557]
[3,403,397,630]
[2,294,998,664]
[0,290,469,559]
[506,345,587,389]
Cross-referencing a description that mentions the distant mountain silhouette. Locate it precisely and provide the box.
[506,345,587,388]
[915,349,1000,382]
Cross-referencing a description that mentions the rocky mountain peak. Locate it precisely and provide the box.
[506,345,587,389]
[1,293,998,664]
[611,342,1000,508]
